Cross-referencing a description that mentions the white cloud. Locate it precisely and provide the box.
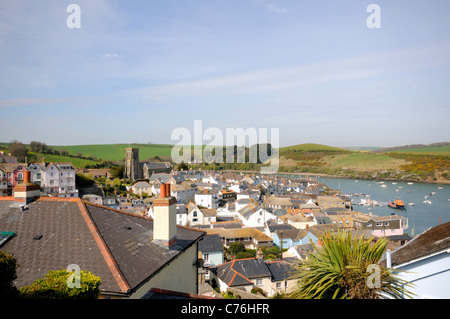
[103,53,120,58]
[132,43,450,100]
[266,4,289,14]
[0,96,95,109]
[133,55,386,98]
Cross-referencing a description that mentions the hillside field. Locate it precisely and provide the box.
[390,145,450,156]
[51,144,174,162]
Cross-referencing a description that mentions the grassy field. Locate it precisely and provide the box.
[279,143,348,153]
[321,153,408,172]
[51,144,174,162]
[1,141,448,181]
[390,145,450,156]
[30,153,98,167]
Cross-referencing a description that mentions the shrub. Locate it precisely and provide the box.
[0,251,19,298]
[20,269,101,299]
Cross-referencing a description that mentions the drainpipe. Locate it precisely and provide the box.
[386,249,392,268]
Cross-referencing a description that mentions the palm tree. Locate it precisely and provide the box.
[289,230,415,299]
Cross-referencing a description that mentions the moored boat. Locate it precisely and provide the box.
[388,199,406,210]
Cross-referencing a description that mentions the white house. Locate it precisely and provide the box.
[147,203,188,226]
[130,181,152,195]
[187,202,217,226]
[380,222,450,299]
[29,162,78,197]
[236,189,260,203]
[195,191,219,209]
[170,182,197,205]
[235,205,278,228]
[230,183,246,194]
[202,175,224,186]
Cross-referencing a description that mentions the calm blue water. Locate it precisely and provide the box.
[280,175,450,236]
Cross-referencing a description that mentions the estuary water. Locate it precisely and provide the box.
[318,177,450,237]
[279,174,450,237]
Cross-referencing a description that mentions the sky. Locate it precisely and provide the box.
[0,0,449,148]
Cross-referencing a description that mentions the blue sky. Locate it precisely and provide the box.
[0,0,449,147]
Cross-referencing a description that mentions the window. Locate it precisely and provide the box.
[276,282,282,289]
[376,223,382,226]
[0,231,16,248]
[255,279,263,286]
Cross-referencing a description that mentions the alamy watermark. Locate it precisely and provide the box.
[66,4,81,29]
[366,4,381,29]
[66,264,81,288]
[367,264,381,289]
[171,120,279,174]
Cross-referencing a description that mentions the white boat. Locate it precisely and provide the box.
[438,187,444,190]
[407,182,414,185]
[380,184,387,188]
[423,200,432,204]
[392,182,397,185]
[409,203,415,206]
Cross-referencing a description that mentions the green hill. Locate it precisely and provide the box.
[371,142,450,156]
[390,145,450,156]
[50,144,174,162]
[280,143,349,153]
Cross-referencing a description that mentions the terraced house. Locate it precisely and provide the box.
[210,257,297,297]
[28,161,78,198]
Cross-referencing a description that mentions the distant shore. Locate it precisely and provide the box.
[220,169,450,185]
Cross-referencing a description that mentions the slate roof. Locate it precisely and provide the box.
[204,227,273,244]
[267,223,296,234]
[265,260,296,282]
[213,258,271,287]
[143,162,171,170]
[275,228,310,241]
[380,222,450,267]
[198,234,223,252]
[0,197,204,296]
[212,258,296,287]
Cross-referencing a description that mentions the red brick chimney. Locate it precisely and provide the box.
[14,170,40,205]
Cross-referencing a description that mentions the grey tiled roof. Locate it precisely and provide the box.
[86,204,204,289]
[198,234,223,253]
[0,198,205,296]
[0,200,120,292]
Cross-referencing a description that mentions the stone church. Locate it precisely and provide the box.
[124,147,172,180]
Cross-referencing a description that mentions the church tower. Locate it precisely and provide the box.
[125,147,140,180]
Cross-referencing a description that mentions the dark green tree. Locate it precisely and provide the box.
[0,251,19,298]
